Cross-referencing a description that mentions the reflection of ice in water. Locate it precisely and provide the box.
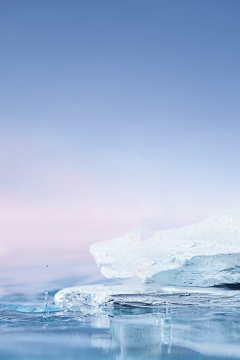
[110,314,172,360]
[88,310,240,359]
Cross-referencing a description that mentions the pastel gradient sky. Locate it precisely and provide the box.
[1,0,240,266]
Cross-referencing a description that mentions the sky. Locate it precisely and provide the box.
[0,0,240,267]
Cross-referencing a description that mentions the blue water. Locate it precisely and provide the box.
[1,262,240,359]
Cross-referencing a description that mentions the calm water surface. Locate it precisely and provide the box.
[1,261,240,360]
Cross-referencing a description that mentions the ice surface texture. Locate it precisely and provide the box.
[90,207,240,286]
[54,283,240,311]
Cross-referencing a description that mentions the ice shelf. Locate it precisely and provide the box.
[89,207,240,286]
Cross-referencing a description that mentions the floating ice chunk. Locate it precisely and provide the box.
[90,207,240,286]
[54,283,240,310]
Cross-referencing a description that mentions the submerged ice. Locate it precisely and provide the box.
[90,207,240,287]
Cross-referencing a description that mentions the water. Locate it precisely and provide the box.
[42,291,54,321]
[1,262,240,359]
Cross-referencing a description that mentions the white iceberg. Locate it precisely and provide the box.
[90,207,240,287]
[54,207,240,311]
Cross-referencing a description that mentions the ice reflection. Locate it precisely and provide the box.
[106,309,240,359]
[110,314,171,359]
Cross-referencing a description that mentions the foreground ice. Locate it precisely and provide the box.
[54,283,240,311]
[90,207,240,286]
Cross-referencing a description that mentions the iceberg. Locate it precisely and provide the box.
[54,207,240,312]
[90,207,240,287]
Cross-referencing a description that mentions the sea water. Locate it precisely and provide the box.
[1,261,240,359]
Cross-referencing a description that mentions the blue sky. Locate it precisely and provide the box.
[0,0,240,264]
